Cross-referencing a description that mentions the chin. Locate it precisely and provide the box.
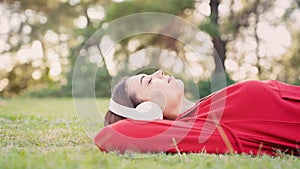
[176,79,184,91]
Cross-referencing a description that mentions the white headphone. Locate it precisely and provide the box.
[109,98,163,120]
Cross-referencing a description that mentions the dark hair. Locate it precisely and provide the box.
[104,78,141,126]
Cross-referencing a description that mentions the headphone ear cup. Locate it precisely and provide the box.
[135,101,163,119]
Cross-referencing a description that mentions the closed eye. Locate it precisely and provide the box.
[148,77,152,86]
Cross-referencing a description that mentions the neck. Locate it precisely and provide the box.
[164,98,195,120]
[180,98,195,114]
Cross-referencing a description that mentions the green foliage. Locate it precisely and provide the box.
[199,17,219,37]
[198,73,235,98]
[2,0,300,98]
[24,65,112,97]
[24,86,64,97]
[1,63,53,97]
[95,65,112,97]
[292,80,300,86]
[105,0,195,21]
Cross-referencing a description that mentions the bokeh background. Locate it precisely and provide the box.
[1,0,300,98]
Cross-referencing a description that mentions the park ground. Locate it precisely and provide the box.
[0,98,299,169]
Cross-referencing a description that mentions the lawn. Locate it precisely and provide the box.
[0,98,299,169]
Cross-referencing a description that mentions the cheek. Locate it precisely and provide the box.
[136,89,150,101]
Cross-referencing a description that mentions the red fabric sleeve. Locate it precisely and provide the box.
[94,118,242,154]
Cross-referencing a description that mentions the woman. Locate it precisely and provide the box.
[95,70,300,156]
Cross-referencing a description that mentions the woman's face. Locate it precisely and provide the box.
[126,70,184,119]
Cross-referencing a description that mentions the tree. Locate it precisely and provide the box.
[199,0,299,83]
[0,0,110,97]
[278,1,300,84]
[1,0,300,97]
[0,0,197,97]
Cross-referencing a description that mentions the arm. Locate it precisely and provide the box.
[94,119,240,154]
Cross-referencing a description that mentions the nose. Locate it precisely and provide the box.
[151,69,164,79]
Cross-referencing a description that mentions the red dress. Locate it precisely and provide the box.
[94,80,300,156]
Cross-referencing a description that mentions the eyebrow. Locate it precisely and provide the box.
[140,75,145,85]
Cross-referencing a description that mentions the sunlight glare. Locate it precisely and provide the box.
[0,53,12,70]
[257,22,291,56]
[49,62,62,77]
[225,59,238,72]
[196,1,211,16]
[31,40,44,60]
[32,69,42,80]
[16,47,30,63]
[44,30,59,44]
[69,0,81,6]
[0,15,10,34]
[129,50,146,70]
[73,16,88,29]
[87,5,105,21]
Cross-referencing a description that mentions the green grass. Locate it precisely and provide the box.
[0,98,299,169]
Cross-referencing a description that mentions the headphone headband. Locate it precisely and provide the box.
[109,98,163,120]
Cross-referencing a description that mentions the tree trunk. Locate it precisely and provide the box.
[210,0,226,74]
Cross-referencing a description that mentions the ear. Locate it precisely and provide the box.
[148,90,167,111]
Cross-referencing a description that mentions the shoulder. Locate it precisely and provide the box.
[225,79,278,93]
[229,79,266,88]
